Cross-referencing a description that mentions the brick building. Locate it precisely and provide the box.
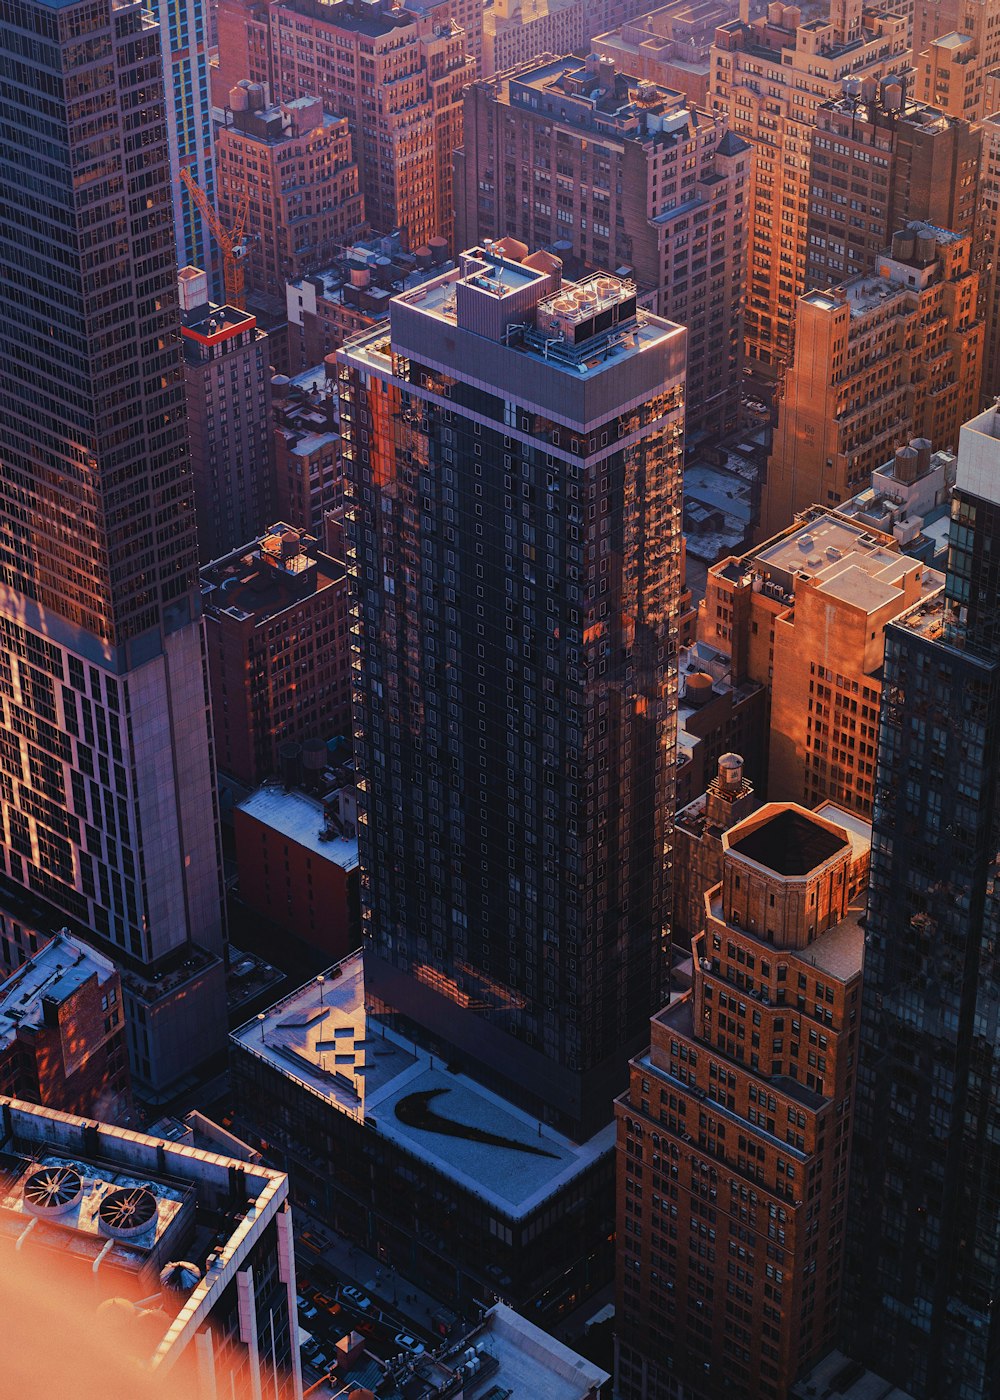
[212,0,274,105]
[0,932,131,1124]
[234,783,359,958]
[676,649,769,809]
[914,0,1000,121]
[178,267,275,563]
[201,524,351,787]
[806,80,980,289]
[672,753,759,955]
[268,0,473,250]
[215,85,365,309]
[700,508,944,816]
[271,363,344,533]
[975,110,1000,405]
[710,0,910,375]
[456,55,750,436]
[760,222,982,535]
[615,802,869,1400]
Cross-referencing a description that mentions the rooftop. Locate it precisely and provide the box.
[0,932,117,1050]
[507,54,707,135]
[812,802,872,868]
[278,0,417,37]
[791,1349,917,1400]
[0,1097,288,1370]
[729,808,849,876]
[750,511,943,601]
[955,403,1000,505]
[231,953,614,1218]
[235,786,359,869]
[201,524,344,623]
[347,245,681,383]
[460,1302,609,1400]
[181,303,255,347]
[706,885,866,983]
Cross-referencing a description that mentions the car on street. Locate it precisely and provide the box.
[394,1332,426,1356]
[341,1285,373,1311]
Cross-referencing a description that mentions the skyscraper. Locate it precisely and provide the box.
[844,403,1000,1398]
[615,801,870,1400]
[710,0,910,376]
[338,242,686,1140]
[455,55,749,437]
[0,0,227,1094]
[146,0,217,274]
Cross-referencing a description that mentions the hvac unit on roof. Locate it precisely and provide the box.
[22,1165,84,1217]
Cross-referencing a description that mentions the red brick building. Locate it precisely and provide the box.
[615,803,869,1400]
[0,932,131,1123]
[211,0,273,105]
[201,523,351,787]
[234,784,360,958]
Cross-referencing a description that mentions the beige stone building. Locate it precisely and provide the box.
[215,88,365,307]
[591,0,734,107]
[760,222,982,535]
[455,54,750,435]
[269,0,474,250]
[699,507,944,816]
[482,0,649,77]
[914,0,1000,120]
[710,0,910,375]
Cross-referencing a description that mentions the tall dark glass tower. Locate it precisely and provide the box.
[845,404,1000,1398]
[0,0,226,1094]
[339,246,686,1140]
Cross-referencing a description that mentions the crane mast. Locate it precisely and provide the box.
[178,165,250,311]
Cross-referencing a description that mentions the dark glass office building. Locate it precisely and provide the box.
[845,405,1000,1399]
[0,0,226,1093]
[338,245,687,1140]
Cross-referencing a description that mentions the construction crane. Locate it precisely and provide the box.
[179,164,251,310]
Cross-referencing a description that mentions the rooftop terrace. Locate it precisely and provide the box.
[232,953,614,1218]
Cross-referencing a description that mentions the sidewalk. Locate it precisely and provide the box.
[293,1206,465,1342]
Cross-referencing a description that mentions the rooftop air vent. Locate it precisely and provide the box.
[98,1186,158,1238]
[23,1165,84,1217]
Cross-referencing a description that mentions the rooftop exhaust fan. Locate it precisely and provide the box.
[98,1186,158,1238]
[23,1165,84,1217]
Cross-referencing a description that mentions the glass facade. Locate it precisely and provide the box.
[145,0,216,277]
[845,468,1000,1397]
[338,254,686,1139]
[0,0,226,1092]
